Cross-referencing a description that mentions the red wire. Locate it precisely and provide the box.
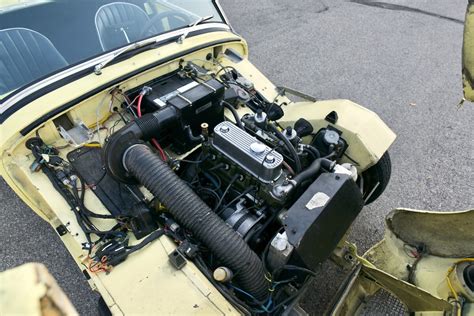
[137,94,144,117]
[151,139,167,161]
[136,93,167,161]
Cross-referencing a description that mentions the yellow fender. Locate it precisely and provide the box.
[280,99,396,172]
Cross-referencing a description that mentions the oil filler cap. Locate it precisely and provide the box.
[250,142,266,155]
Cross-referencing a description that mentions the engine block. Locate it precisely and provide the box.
[212,121,284,183]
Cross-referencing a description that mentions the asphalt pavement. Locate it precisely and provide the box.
[1,0,473,314]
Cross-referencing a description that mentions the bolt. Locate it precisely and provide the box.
[201,122,209,137]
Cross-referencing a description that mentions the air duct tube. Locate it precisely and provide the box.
[104,113,268,301]
[104,107,178,184]
[123,144,268,300]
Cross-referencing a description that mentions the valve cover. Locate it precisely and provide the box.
[212,121,283,183]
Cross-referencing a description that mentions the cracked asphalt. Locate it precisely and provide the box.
[1,0,473,314]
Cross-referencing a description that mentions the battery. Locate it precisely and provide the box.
[144,75,224,130]
[142,73,225,153]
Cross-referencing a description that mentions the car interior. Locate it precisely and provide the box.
[0,0,198,95]
[0,27,68,95]
[96,2,153,51]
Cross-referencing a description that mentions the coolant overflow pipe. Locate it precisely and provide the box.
[123,144,268,300]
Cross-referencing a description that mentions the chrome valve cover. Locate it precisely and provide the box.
[212,121,283,183]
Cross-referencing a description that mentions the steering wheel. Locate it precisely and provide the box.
[140,11,192,38]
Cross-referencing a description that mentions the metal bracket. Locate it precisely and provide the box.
[276,86,317,102]
[55,224,68,236]
[331,241,359,271]
[168,249,187,270]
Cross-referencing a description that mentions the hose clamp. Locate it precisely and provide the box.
[122,144,145,172]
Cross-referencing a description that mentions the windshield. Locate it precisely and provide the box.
[0,0,224,100]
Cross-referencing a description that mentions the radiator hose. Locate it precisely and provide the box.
[272,158,335,200]
[123,144,268,300]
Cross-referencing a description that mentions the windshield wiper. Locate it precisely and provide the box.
[177,15,214,44]
[94,38,158,75]
[94,15,214,75]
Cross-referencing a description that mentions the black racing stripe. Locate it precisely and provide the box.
[17,38,240,136]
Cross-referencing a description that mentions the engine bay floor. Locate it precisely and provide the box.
[67,146,144,217]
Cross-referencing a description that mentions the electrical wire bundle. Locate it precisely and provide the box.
[87,229,165,273]
[28,137,167,275]
[28,138,129,250]
[95,87,168,161]
[192,252,315,315]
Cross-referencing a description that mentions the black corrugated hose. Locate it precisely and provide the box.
[123,144,269,301]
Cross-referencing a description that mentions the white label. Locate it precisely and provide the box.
[153,98,167,107]
[177,81,199,93]
[305,192,330,210]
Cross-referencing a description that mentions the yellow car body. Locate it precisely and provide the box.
[1,0,473,315]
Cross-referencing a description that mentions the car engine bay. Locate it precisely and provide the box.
[24,59,388,314]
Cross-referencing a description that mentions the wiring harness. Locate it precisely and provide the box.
[26,137,163,274]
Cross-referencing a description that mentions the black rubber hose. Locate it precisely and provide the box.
[222,100,244,129]
[123,144,268,300]
[302,144,320,159]
[184,125,204,144]
[267,123,302,173]
[302,147,316,161]
[292,158,334,186]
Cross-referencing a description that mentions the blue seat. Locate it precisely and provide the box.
[95,2,150,51]
[0,28,67,95]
